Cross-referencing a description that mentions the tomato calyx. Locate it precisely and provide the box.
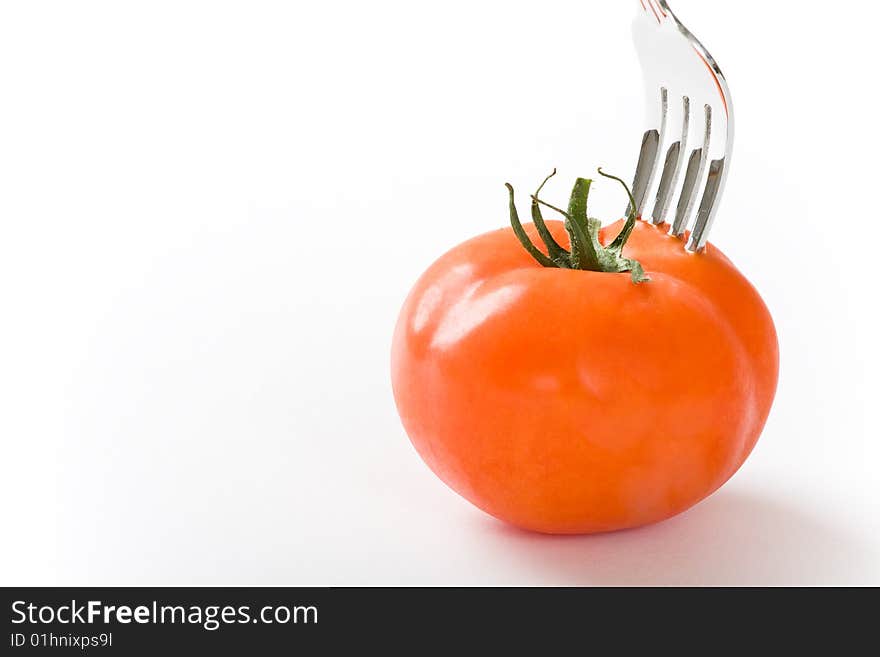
[506,169,649,283]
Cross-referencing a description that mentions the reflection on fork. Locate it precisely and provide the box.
[630,0,734,252]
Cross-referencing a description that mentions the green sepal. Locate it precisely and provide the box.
[506,183,556,268]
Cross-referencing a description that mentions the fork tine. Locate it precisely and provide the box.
[688,158,726,251]
[651,95,689,224]
[651,142,679,224]
[671,104,711,237]
[629,87,667,217]
[671,148,701,236]
[630,130,659,216]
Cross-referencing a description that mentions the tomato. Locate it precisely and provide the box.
[391,173,778,534]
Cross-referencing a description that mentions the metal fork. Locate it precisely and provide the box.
[629,0,733,252]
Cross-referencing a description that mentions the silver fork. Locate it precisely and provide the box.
[629,0,733,252]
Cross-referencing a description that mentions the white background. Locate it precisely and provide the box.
[1,0,877,585]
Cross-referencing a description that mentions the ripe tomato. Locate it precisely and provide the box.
[391,187,778,534]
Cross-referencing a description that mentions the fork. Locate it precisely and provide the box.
[629,0,733,252]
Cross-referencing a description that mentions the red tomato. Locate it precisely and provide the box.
[391,214,778,534]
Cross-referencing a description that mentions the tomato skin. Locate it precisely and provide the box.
[391,220,779,534]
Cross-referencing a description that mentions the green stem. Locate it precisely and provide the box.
[506,169,650,284]
[567,178,603,271]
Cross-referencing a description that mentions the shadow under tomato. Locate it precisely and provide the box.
[482,489,870,586]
